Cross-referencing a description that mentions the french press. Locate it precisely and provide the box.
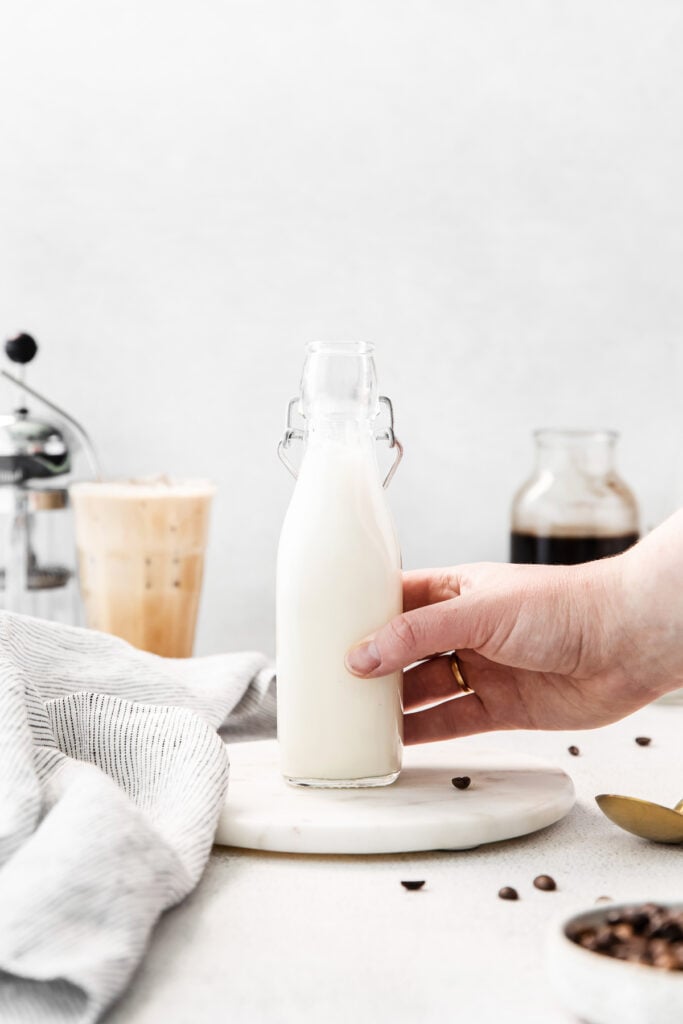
[0,332,99,621]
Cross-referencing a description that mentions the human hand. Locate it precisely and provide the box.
[345,511,683,744]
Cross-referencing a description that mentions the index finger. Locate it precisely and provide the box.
[402,568,460,612]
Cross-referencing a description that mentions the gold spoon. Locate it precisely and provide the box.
[595,794,683,844]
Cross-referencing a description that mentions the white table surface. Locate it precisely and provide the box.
[105,702,683,1024]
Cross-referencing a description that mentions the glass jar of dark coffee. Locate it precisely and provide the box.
[511,430,639,565]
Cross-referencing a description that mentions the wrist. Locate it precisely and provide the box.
[617,518,683,697]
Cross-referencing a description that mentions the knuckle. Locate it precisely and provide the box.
[386,613,420,654]
[437,569,459,598]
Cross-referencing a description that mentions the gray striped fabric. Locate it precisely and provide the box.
[0,612,276,1024]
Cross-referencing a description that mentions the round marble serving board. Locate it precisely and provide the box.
[215,739,575,854]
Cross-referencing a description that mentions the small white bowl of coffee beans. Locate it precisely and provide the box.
[547,902,683,1024]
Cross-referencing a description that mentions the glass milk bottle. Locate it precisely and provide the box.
[276,342,404,788]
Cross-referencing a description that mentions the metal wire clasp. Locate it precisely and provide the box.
[277,395,404,489]
[276,399,305,481]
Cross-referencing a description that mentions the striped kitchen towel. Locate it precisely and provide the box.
[0,612,276,1024]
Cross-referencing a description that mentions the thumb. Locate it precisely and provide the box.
[345,595,490,677]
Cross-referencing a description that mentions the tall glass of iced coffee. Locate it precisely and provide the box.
[70,478,215,657]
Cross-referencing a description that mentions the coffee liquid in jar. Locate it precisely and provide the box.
[510,531,639,566]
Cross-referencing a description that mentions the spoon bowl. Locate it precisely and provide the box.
[595,794,683,843]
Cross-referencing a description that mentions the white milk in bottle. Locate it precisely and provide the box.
[276,342,403,787]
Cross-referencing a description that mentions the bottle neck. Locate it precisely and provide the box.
[300,342,379,423]
[534,431,618,477]
[294,342,382,474]
[305,415,376,447]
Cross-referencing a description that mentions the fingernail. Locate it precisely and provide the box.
[345,641,381,676]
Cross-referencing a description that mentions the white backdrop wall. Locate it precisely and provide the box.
[1,1,681,655]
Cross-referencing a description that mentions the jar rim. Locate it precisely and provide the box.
[307,341,374,356]
[534,428,619,445]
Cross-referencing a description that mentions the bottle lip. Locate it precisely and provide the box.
[534,428,619,445]
[307,341,374,356]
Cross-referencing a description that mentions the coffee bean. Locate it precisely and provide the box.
[568,745,580,756]
[451,776,471,790]
[624,936,648,957]
[635,736,651,746]
[652,922,683,943]
[595,896,613,904]
[567,902,683,971]
[595,926,616,950]
[630,911,650,934]
[654,952,678,970]
[533,874,556,892]
[498,886,518,901]
[649,910,671,934]
[400,880,425,891]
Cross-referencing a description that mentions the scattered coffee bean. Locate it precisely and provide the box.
[498,886,519,901]
[568,745,580,756]
[635,736,651,746]
[533,874,557,891]
[451,776,471,790]
[567,903,683,971]
[400,880,425,891]
[595,896,613,904]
